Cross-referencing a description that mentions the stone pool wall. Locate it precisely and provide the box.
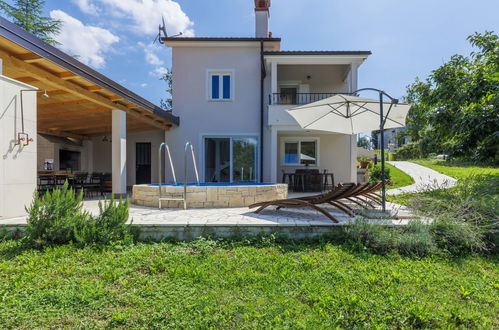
[132,184,288,208]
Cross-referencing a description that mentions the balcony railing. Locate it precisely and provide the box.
[269,93,340,105]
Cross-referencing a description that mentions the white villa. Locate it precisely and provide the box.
[0,0,371,219]
[163,0,370,185]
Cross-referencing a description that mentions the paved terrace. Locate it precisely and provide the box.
[1,198,418,240]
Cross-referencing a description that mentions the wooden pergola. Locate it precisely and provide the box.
[0,16,178,140]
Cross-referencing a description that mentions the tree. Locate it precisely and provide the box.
[159,69,173,111]
[405,31,499,164]
[0,0,61,45]
[357,136,371,150]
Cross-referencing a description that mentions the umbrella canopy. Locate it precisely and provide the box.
[286,94,411,135]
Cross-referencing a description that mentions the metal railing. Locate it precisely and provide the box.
[269,92,340,105]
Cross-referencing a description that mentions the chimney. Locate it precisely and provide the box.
[254,0,270,38]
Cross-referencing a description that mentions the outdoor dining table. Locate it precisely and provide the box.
[282,170,335,192]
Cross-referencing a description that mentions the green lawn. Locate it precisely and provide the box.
[385,163,415,189]
[411,159,499,180]
[0,240,497,328]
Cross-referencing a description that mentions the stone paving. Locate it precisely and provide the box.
[0,197,417,227]
[386,161,457,195]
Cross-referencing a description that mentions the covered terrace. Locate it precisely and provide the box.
[0,16,178,198]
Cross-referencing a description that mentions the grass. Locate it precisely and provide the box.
[0,239,497,328]
[385,163,415,189]
[411,159,498,180]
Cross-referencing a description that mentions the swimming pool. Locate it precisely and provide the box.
[132,182,288,209]
[148,182,276,187]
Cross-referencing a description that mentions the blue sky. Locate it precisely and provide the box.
[11,0,499,106]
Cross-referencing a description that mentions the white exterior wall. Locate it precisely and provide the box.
[276,132,354,184]
[92,129,164,185]
[166,46,262,183]
[0,76,37,219]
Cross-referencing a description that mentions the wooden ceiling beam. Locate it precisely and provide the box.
[46,89,70,96]
[56,71,77,80]
[0,48,170,130]
[16,53,44,63]
[38,129,89,140]
[14,76,38,83]
[86,85,103,92]
[41,120,112,132]
[38,99,93,110]
[38,113,110,125]
[37,107,106,119]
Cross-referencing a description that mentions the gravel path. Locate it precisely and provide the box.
[386,161,457,195]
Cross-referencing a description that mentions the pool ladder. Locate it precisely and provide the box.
[158,142,199,210]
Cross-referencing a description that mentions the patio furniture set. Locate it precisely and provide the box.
[249,181,382,223]
[282,169,335,192]
[37,172,112,197]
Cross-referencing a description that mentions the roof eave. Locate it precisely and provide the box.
[0,16,179,126]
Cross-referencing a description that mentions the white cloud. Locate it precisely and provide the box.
[140,83,148,88]
[151,66,169,77]
[50,10,120,68]
[95,0,194,36]
[73,0,99,14]
[138,41,164,66]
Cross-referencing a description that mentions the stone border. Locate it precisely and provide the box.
[132,184,288,208]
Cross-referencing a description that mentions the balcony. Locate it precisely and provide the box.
[269,92,340,105]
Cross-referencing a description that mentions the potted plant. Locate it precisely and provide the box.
[358,155,371,169]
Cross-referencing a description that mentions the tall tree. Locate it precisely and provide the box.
[0,0,61,45]
[405,31,498,163]
[357,136,371,150]
[159,69,173,111]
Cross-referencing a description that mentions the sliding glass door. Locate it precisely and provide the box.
[204,136,258,183]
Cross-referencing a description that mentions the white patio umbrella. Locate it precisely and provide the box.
[286,90,411,211]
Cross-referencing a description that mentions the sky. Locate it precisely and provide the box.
[6,0,498,106]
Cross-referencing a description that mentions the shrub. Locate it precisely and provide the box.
[344,219,396,254]
[74,196,135,245]
[429,220,485,255]
[346,219,437,256]
[396,221,436,257]
[369,164,391,183]
[25,181,89,246]
[25,183,135,246]
[395,141,421,160]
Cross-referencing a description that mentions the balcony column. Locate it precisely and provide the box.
[271,61,278,94]
[112,109,127,196]
[269,126,278,183]
[349,62,358,93]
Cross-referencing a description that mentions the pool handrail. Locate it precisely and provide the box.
[158,142,177,185]
[184,142,200,185]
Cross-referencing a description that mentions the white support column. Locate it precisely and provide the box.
[269,127,278,183]
[112,110,127,196]
[83,140,93,174]
[350,62,358,93]
[271,61,278,94]
[350,134,358,182]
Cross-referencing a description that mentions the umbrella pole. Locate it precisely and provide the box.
[379,92,386,212]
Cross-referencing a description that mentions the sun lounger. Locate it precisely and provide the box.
[248,182,359,222]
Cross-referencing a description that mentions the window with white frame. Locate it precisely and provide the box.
[283,139,318,165]
[208,71,232,100]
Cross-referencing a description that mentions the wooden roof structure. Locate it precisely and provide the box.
[0,16,179,140]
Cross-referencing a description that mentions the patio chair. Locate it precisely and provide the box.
[344,182,383,208]
[248,182,359,222]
